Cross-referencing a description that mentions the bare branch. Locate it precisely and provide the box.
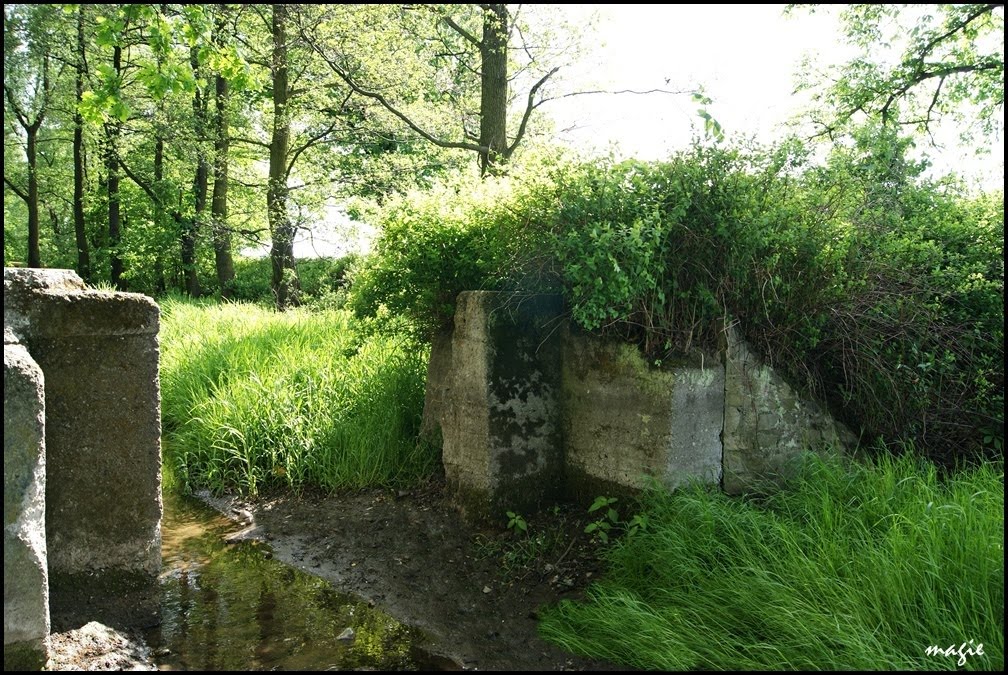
[4,175,29,201]
[507,66,559,156]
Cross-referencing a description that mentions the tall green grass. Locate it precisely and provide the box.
[159,297,433,495]
[540,454,1004,670]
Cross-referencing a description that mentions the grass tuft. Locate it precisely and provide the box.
[539,454,1004,670]
[159,297,434,495]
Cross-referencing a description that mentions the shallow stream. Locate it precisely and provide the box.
[143,493,442,671]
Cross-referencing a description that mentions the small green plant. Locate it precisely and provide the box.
[625,512,649,537]
[584,496,620,544]
[506,510,528,535]
[584,496,649,544]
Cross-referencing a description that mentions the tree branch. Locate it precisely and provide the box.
[4,175,29,201]
[4,84,31,130]
[285,120,340,179]
[303,32,488,155]
[506,66,559,156]
[117,156,161,206]
[916,4,999,63]
[879,60,1003,121]
[543,86,698,103]
[439,13,482,49]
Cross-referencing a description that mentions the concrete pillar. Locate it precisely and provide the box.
[4,268,162,630]
[4,328,50,670]
[441,292,564,519]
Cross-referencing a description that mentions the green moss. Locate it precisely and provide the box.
[4,642,47,671]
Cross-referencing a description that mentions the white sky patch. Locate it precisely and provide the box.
[546,4,1004,190]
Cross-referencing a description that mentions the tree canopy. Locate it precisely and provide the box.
[4,3,588,305]
[793,4,1004,144]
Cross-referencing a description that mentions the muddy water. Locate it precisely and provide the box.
[144,493,438,671]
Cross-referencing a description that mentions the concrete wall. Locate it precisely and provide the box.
[722,323,855,494]
[428,292,853,517]
[3,268,162,636]
[562,332,722,497]
[440,292,564,517]
[4,328,50,670]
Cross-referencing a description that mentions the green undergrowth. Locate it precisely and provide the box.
[348,134,1004,467]
[539,454,1004,670]
[159,296,433,495]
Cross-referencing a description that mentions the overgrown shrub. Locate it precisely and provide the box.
[347,135,1003,465]
[346,176,542,333]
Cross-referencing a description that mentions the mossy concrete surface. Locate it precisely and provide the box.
[4,330,50,670]
[722,323,855,494]
[562,330,723,492]
[4,268,162,634]
[441,292,565,518]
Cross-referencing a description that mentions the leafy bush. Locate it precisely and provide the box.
[347,135,1003,465]
[346,175,541,333]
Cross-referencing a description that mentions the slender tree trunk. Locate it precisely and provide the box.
[211,4,235,299]
[479,4,508,176]
[268,3,299,310]
[107,45,125,289]
[73,4,90,281]
[182,45,208,298]
[149,3,168,294]
[25,125,41,268]
[153,129,167,294]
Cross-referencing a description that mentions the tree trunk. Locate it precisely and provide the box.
[479,4,508,177]
[25,125,41,268]
[152,131,167,294]
[73,4,90,281]
[268,3,300,310]
[107,45,125,289]
[183,45,209,298]
[212,4,235,299]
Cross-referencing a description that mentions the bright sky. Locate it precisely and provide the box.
[547,4,1005,191]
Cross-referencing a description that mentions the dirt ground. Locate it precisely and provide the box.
[199,476,626,672]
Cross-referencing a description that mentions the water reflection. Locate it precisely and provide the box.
[145,493,428,671]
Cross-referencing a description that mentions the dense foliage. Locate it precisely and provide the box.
[3,4,580,306]
[349,132,1004,466]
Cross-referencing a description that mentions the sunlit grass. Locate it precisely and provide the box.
[540,454,1004,670]
[159,297,434,495]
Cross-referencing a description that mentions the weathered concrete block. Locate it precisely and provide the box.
[562,332,722,498]
[419,327,453,447]
[4,268,162,631]
[722,323,853,494]
[4,330,50,670]
[441,292,564,518]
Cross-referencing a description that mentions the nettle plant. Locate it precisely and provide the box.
[584,496,648,545]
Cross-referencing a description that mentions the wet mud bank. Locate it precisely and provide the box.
[199,480,623,671]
